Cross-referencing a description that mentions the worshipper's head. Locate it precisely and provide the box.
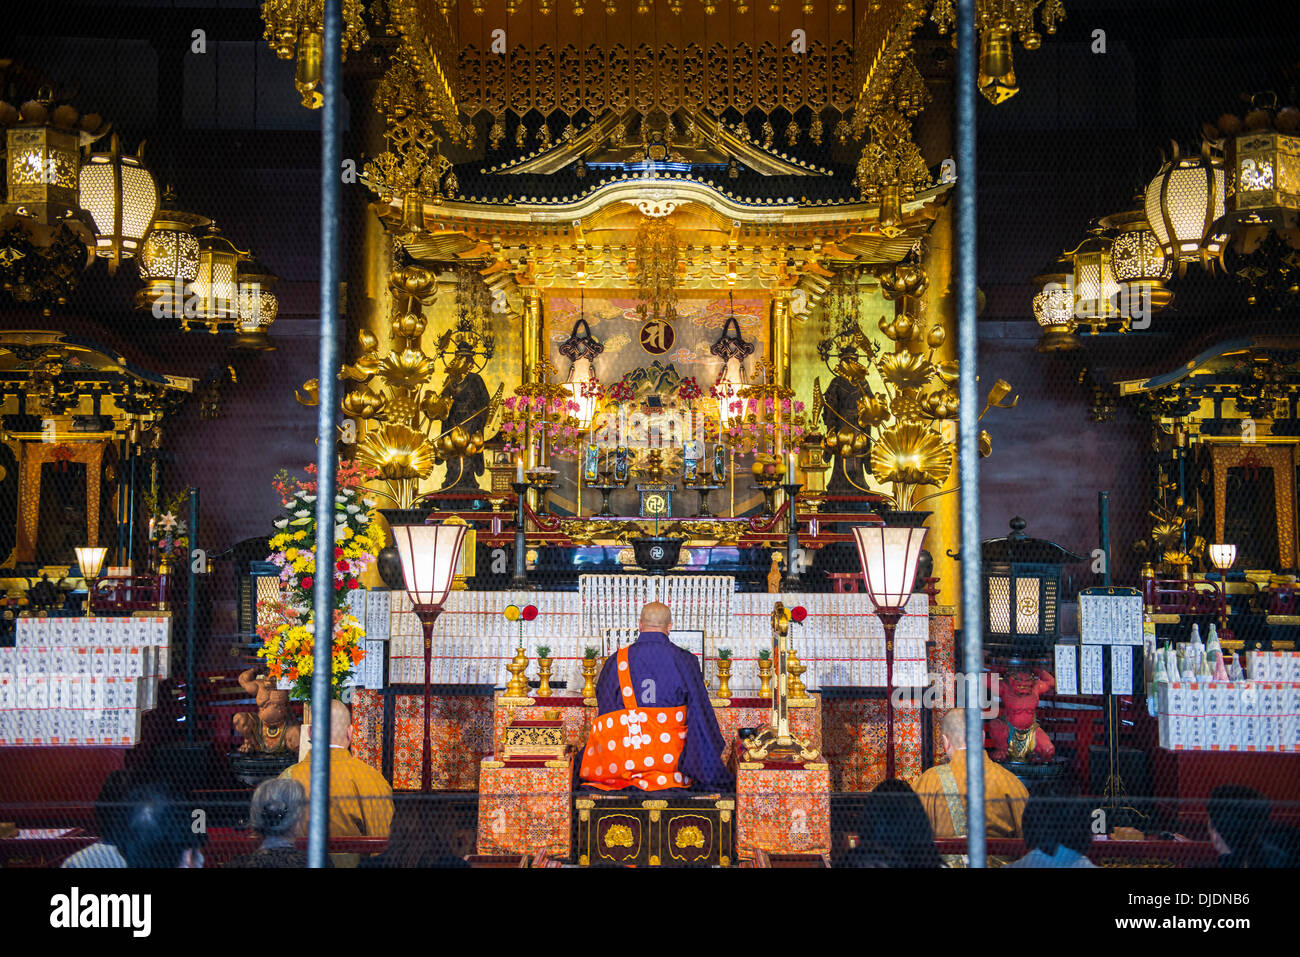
[861,778,942,868]
[311,698,354,749]
[249,778,306,842]
[640,601,672,635]
[1207,785,1279,865]
[365,797,470,868]
[940,708,967,758]
[120,782,207,868]
[1021,797,1093,857]
[94,768,134,850]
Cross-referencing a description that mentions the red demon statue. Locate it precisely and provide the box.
[985,665,1055,763]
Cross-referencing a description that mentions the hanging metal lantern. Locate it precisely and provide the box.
[135,186,210,315]
[1102,200,1174,313]
[78,133,159,274]
[233,253,279,350]
[1066,230,1122,328]
[1144,145,1228,270]
[1030,256,1079,353]
[190,225,245,331]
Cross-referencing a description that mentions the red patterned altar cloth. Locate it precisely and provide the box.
[476,754,573,858]
[351,690,494,791]
[735,759,831,858]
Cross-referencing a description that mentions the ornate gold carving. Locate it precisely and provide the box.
[603,824,635,848]
[674,825,706,849]
[715,799,735,811]
[579,854,590,866]
[649,855,660,866]
[575,798,595,810]
[720,855,730,867]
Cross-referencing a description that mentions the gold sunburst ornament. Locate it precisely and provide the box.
[356,424,436,487]
[870,423,953,507]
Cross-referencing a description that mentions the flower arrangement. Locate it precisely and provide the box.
[676,376,703,404]
[606,376,635,403]
[256,459,383,699]
[142,488,191,567]
[501,360,586,459]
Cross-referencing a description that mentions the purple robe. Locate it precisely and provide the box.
[593,631,731,791]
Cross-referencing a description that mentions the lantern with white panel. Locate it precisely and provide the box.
[387,513,469,792]
[78,133,158,275]
[851,517,928,780]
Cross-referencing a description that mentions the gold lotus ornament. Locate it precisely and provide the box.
[377,348,434,390]
[341,389,386,419]
[356,424,436,482]
[390,312,427,341]
[856,394,891,429]
[871,423,953,504]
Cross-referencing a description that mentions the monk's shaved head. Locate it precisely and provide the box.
[313,698,353,748]
[941,708,966,753]
[640,601,672,633]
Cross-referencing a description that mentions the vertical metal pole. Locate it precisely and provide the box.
[186,487,198,746]
[308,0,343,871]
[955,0,986,869]
[1099,490,1111,586]
[126,455,136,567]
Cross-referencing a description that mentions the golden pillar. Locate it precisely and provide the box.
[769,292,792,389]
[522,287,544,386]
[924,207,962,621]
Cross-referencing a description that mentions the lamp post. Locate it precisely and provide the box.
[851,520,928,780]
[1208,543,1237,575]
[74,545,107,612]
[388,515,468,792]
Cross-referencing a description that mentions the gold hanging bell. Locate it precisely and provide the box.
[295,31,324,110]
[978,26,1019,105]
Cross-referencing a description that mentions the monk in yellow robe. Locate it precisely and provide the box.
[281,699,394,866]
[912,708,1028,844]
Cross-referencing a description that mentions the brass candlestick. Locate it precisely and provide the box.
[581,656,599,703]
[715,656,733,699]
[758,655,773,698]
[536,656,554,697]
[787,647,809,701]
[743,603,820,763]
[504,646,531,699]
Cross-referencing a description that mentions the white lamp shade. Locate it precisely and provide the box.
[78,134,159,266]
[851,523,928,613]
[389,520,468,609]
[1144,155,1226,260]
[1209,543,1237,571]
[74,546,108,578]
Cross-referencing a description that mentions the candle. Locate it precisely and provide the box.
[789,450,797,478]
[516,456,524,483]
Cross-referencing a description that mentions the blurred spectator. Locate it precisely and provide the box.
[119,783,207,868]
[62,769,132,868]
[223,779,322,868]
[858,779,943,868]
[1006,797,1097,868]
[1207,785,1288,868]
[360,798,470,868]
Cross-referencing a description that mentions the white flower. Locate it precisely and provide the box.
[294,508,310,518]
[302,494,317,503]
[273,518,289,528]
[346,504,361,514]
[363,499,377,508]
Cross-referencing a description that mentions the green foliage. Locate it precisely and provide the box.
[583,646,599,659]
[718,647,732,660]
[758,648,771,661]
[536,645,551,659]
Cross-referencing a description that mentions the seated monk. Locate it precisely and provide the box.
[579,601,731,793]
[913,709,1029,843]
